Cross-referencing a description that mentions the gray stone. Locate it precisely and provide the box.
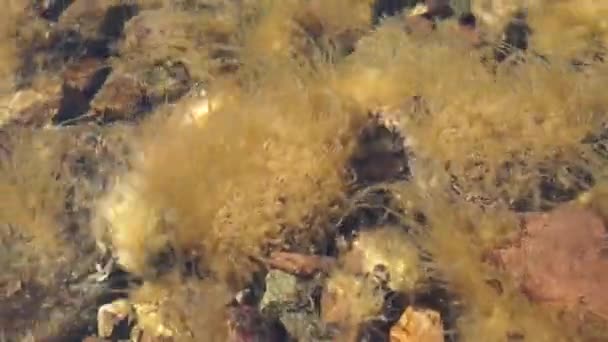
[260,270,299,311]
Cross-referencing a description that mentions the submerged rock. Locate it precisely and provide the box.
[90,73,149,121]
[389,306,444,342]
[261,270,300,310]
[491,204,608,320]
[261,269,330,341]
[0,75,63,127]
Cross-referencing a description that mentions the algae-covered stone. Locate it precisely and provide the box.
[260,270,299,311]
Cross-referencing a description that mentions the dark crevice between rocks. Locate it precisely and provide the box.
[371,0,416,26]
[36,0,76,22]
[350,119,411,186]
[356,319,393,342]
[46,266,138,342]
[537,165,595,210]
[509,195,535,213]
[372,0,457,29]
[421,4,455,22]
[98,5,139,39]
[334,117,412,246]
[494,11,532,63]
[227,304,291,342]
[93,267,139,342]
[458,12,477,28]
[40,267,135,342]
[511,162,594,212]
[53,62,112,124]
[238,271,269,308]
[39,306,98,342]
[409,283,462,342]
[54,85,93,124]
[52,5,139,124]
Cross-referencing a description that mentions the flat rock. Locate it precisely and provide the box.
[491,204,608,319]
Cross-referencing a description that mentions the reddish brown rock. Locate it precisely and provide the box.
[390,306,445,342]
[265,251,335,277]
[492,204,608,319]
[90,74,147,121]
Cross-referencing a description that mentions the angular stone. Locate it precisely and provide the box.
[389,307,445,342]
[260,270,299,311]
